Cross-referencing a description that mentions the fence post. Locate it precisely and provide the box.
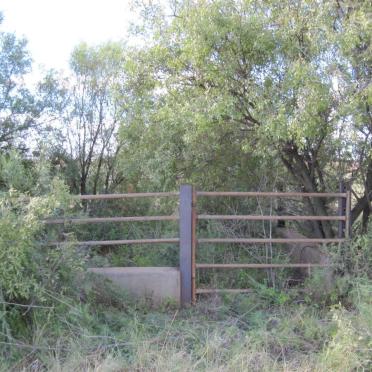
[338,180,346,238]
[179,184,193,306]
[192,187,197,304]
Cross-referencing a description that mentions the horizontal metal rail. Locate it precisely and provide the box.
[196,288,253,294]
[198,238,344,244]
[76,192,179,200]
[45,215,345,225]
[198,215,345,221]
[197,191,347,198]
[196,263,330,269]
[44,215,179,224]
[48,238,179,246]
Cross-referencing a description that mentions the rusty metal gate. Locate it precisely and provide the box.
[187,187,351,304]
[45,185,351,306]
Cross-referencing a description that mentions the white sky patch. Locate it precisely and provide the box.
[1,0,137,72]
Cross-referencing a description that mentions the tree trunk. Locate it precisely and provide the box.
[280,144,334,238]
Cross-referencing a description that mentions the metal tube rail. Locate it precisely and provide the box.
[76,192,179,200]
[196,288,253,294]
[198,238,344,244]
[198,215,345,221]
[48,238,179,246]
[44,215,179,224]
[197,191,347,198]
[196,263,330,269]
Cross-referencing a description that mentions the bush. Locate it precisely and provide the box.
[0,178,83,300]
[320,279,372,371]
[0,177,88,361]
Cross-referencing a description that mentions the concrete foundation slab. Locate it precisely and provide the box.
[88,267,180,305]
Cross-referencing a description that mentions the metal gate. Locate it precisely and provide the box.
[45,184,351,306]
[181,186,351,304]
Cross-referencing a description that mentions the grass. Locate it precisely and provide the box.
[1,275,371,371]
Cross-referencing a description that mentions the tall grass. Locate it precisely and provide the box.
[2,275,371,371]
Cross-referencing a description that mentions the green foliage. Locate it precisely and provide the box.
[113,0,372,236]
[320,279,372,371]
[342,225,372,277]
[0,150,33,191]
[0,178,82,300]
[0,16,41,151]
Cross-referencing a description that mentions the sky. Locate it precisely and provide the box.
[1,0,137,73]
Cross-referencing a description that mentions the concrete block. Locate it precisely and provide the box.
[88,267,180,305]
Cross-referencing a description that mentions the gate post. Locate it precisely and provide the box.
[192,187,197,304]
[179,184,193,306]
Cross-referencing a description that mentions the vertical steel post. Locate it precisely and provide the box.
[179,184,193,306]
[338,181,346,238]
[191,187,197,304]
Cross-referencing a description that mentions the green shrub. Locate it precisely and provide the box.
[0,151,33,192]
[319,279,372,371]
[0,178,83,301]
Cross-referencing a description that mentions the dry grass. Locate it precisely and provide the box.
[2,278,371,372]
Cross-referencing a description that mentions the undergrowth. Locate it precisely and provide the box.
[1,273,371,371]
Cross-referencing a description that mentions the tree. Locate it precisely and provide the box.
[45,42,128,195]
[0,13,40,151]
[125,0,371,236]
